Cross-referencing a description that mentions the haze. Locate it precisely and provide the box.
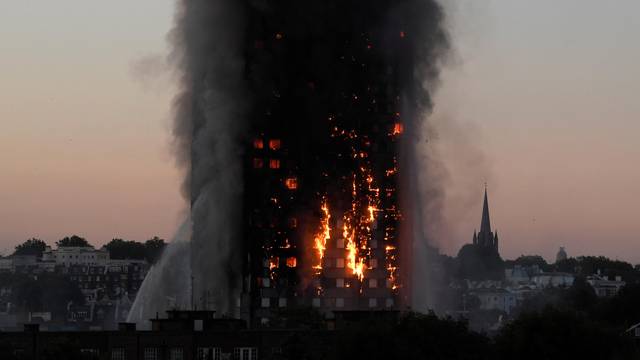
[1,0,638,263]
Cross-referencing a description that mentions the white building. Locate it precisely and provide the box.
[42,246,109,267]
[532,272,575,288]
[471,288,518,315]
[587,274,625,297]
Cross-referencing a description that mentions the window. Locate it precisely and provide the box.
[234,348,258,360]
[111,348,126,360]
[286,257,297,268]
[336,258,345,268]
[253,158,264,169]
[336,239,344,249]
[386,298,394,308]
[253,139,264,149]
[336,278,345,288]
[312,298,321,308]
[392,122,404,135]
[197,348,221,360]
[144,347,160,360]
[336,298,345,308]
[261,298,270,308]
[278,298,287,308]
[369,278,378,288]
[368,298,378,308]
[284,177,298,190]
[386,279,393,289]
[169,348,184,360]
[269,139,281,150]
[370,259,378,269]
[269,159,280,169]
[81,349,100,359]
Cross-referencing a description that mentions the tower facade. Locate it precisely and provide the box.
[240,2,407,326]
[472,189,499,253]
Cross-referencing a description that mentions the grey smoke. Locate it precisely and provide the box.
[129,0,247,323]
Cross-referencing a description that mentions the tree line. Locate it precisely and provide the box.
[10,235,166,264]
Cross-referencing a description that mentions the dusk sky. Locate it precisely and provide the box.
[1,1,639,263]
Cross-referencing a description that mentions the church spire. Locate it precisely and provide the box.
[480,185,492,234]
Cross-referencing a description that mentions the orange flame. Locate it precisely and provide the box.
[313,199,331,273]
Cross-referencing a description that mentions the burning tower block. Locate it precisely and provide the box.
[241,1,412,326]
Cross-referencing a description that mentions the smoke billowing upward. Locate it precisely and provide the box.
[131,0,449,323]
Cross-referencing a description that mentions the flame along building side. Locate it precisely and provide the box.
[239,6,407,326]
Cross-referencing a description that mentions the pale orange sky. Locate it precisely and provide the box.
[1,0,639,263]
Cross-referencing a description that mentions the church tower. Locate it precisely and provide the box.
[472,187,499,253]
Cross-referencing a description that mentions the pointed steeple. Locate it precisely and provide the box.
[480,186,492,234]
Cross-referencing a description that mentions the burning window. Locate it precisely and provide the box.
[284,177,298,190]
[269,159,281,169]
[392,123,404,135]
[269,139,281,150]
[253,139,264,149]
[336,258,345,268]
[253,158,264,169]
[286,257,297,268]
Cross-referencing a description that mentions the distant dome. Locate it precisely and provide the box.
[556,247,568,263]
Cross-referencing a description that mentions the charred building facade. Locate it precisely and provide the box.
[240,2,413,325]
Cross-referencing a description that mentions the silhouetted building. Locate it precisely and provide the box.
[0,311,338,360]
[472,188,499,254]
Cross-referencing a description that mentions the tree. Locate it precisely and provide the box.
[13,238,48,257]
[456,244,505,281]
[56,235,91,248]
[144,236,167,264]
[495,307,637,360]
[104,238,146,260]
[511,255,550,271]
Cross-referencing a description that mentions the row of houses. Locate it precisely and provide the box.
[0,246,149,331]
[464,265,626,316]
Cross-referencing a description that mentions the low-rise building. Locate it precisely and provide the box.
[532,272,575,288]
[469,288,517,315]
[42,246,109,267]
[587,274,625,297]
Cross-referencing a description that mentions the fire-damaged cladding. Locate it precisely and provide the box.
[241,0,430,323]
